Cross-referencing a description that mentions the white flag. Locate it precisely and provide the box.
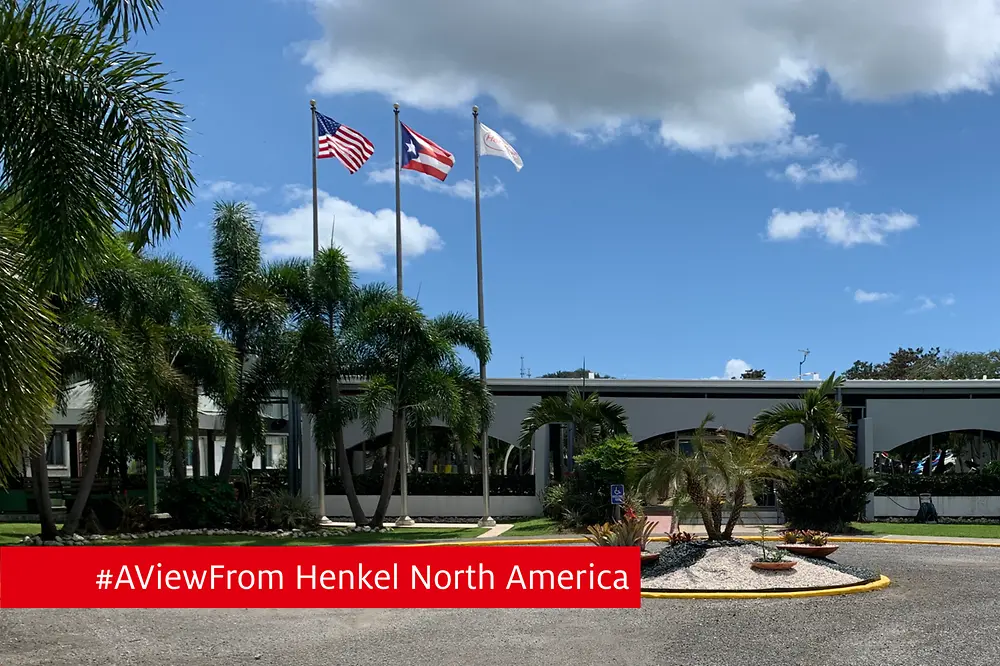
[479,123,523,171]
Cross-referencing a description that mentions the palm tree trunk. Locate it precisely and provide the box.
[218,418,238,482]
[722,482,746,540]
[30,443,58,541]
[62,406,108,535]
[333,379,366,525]
[370,410,403,527]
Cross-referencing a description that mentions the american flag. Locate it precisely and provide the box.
[316,112,374,174]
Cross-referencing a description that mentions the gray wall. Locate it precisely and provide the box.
[341,394,806,450]
[866,399,1000,452]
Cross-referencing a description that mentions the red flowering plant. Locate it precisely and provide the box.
[585,506,656,551]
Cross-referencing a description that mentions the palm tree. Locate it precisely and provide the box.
[57,244,236,535]
[518,388,628,456]
[753,372,854,460]
[208,202,287,481]
[355,297,492,528]
[268,247,394,526]
[1,0,192,538]
[637,413,790,540]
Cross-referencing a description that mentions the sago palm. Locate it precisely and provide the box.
[637,413,789,541]
[518,388,628,452]
[355,297,492,528]
[753,372,853,460]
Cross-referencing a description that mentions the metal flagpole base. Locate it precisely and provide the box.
[478,516,496,528]
[395,516,415,527]
[318,516,335,528]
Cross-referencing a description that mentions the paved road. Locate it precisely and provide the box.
[2,543,997,666]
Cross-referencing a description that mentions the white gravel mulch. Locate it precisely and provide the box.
[643,543,864,591]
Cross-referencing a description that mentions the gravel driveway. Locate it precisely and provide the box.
[2,543,997,666]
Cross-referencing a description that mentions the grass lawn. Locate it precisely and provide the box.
[502,518,580,537]
[851,522,1000,539]
[0,523,486,546]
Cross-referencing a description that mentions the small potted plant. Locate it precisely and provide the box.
[586,508,660,565]
[752,525,797,571]
[776,529,838,558]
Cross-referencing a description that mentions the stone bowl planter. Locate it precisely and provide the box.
[777,544,839,558]
[640,551,660,566]
[751,560,797,571]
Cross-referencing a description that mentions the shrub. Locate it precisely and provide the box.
[585,509,655,550]
[237,491,320,531]
[875,472,1000,496]
[325,472,534,496]
[982,461,1000,478]
[159,478,238,529]
[777,458,875,533]
[669,531,693,546]
[574,435,640,499]
[783,529,829,546]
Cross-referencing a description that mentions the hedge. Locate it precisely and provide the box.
[875,473,1000,497]
[325,472,535,496]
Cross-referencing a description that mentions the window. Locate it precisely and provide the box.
[46,432,66,466]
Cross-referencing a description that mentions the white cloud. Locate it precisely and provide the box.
[725,359,751,379]
[199,180,269,200]
[908,294,956,313]
[772,159,859,184]
[367,168,505,200]
[766,208,917,247]
[303,0,1000,156]
[260,186,442,271]
[854,289,893,303]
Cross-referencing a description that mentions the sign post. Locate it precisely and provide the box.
[610,483,625,521]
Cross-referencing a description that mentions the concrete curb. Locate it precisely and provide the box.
[403,535,1000,548]
[640,575,892,600]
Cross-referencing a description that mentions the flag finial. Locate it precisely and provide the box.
[310,99,316,108]
[472,105,479,113]
[393,102,400,111]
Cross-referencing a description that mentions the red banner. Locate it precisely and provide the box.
[0,546,640,609]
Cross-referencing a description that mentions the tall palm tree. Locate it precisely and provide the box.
[57,244,236,535]
[208,202,287,481]
[1,0,192,538]
[268,247,394,526]
[637,413,790,541]
[356,297,492,528]
[753,372,854,460]
[518,388,628,453]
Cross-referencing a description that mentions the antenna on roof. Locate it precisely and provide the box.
[798,349,810,380]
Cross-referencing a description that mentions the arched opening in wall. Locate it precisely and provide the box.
[878,430,1000,475]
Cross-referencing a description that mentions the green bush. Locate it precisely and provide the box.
[237,491,320,531]
[875,472,1000,496]
[325,472,535,496]
[159,478,238,529]
[981,461,1000,478]
[540,435,642,527]
[778,458,876,532]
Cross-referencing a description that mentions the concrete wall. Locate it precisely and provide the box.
[866,399,1000,452]
[324,494,543,518]
[875,496,1000,518]
[341,395,806,451]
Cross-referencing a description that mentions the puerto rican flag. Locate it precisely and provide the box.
[400,122,454,181]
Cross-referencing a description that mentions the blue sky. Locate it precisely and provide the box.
[138,0,1000,380]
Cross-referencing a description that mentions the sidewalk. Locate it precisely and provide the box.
[325,521,515,538]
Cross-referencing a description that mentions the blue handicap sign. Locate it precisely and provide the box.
[610,484,625,505]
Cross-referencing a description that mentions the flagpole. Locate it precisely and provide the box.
[394,102,403,295]
[310,99,332,527]
[393,102,414,527]
[473,105,495,528]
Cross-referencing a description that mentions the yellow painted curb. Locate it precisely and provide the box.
[640,575,891,600]
[735,536,1000,548]
[398,535,1000,549]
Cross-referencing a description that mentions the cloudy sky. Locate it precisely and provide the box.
[146,0,1000,379]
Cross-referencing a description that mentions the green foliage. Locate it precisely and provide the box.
[778,459,875,532]
[982,461,1000,477]
[753,373,853,459]
[237,491,320,532]
[783,529,829,546]
[843,347,1000,380]
[585,510,655,550]
[326,472,535,496]
[875,472,1000,497]
[518,388,628,451]
[159,478,238,529]
[574,434,640,501]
